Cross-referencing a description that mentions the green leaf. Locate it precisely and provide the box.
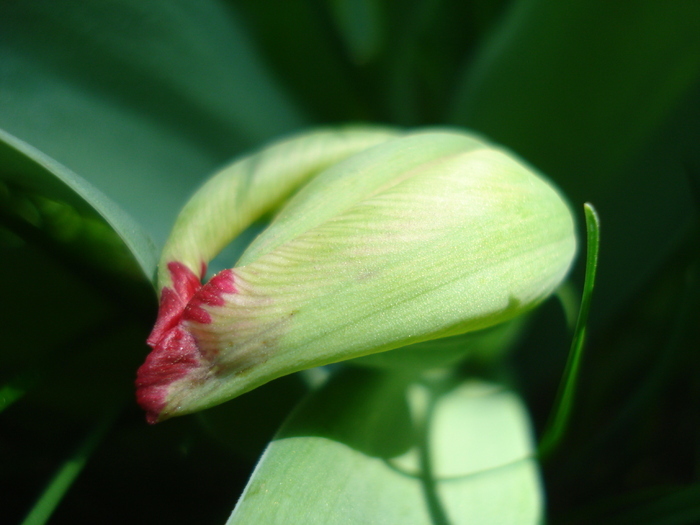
[0,371,37,414]
[0,127,157,282]
[379,0,509,125]
[539,203,600,457]
[20,405,119,525]
[227,368,543,524]
[0,128,155,416]
[329,0,384,65]
[196,373,310,462]
[0,0,306,244]
[450,0,700,185]
[598,485,700,525]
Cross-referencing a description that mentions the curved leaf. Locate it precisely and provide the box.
[0,127,157,282]
[0,128,155,416]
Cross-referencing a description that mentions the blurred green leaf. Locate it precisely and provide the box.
[451,0,700,185]
[20,405,119,525]
[0,0,306,244]
[0,224,115,376]
[539,220,700,524]
[329,0,383,65]
[0,371,37,414]
[379,0,509,125]
[561,484,700,525]
[228,369,542,524]
[449,0,700,323]
[598,485,700,525]
[197,374,309,462]
[233,0,368,121]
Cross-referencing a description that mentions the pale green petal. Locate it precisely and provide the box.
[237,130,486,266]
[158,126,399,289]
[160,130,575,417]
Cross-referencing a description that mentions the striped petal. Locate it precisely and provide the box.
[137,128,576,422]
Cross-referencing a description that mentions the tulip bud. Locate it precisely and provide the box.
[136,127,576,423]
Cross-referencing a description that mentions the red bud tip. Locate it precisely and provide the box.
[136,263,236,423]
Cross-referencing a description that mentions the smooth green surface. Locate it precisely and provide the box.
[329,0,383,65]
[233,0,367,121]
[228,369,542,524]
[597,485,700,525]
[0,379,32,413]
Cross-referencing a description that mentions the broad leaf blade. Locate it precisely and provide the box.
[227,369,542,524]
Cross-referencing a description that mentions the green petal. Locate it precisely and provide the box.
[158,126,400,290]
[147,129,576,419]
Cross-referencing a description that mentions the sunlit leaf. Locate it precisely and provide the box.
[228,368,542,524]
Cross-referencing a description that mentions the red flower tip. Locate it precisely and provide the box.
[136,326,201,423]
[146,262,204,347]
[136,262,236,423]
[183,270,236,324]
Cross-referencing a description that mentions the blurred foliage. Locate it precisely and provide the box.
[1,0,699,524]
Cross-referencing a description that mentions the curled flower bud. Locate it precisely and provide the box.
[136,127,576,423]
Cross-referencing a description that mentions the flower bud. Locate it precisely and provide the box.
[136,127,576,423]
